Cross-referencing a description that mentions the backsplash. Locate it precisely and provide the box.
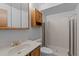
[0,27,42,49]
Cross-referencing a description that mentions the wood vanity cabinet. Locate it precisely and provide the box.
[26,46,40,56]
[31,46,40,56]
[31,8,42,27]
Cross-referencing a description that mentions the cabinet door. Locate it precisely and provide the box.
[31,9,36,26]
[31,9,42,27]
[31,47,40,56]
[35,9,42,23]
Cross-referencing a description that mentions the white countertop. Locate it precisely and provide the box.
[0,40,41,56]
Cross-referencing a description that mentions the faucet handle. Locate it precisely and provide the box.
[11,40,21,47]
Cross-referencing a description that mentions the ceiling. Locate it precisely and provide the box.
[43,3,78,16]
[38,3,62,10]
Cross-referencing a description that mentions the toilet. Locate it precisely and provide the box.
[35,39,54,56]
[41,47,53,56]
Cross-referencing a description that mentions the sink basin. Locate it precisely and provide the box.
[8,43,31,56]
[7,40,41,56]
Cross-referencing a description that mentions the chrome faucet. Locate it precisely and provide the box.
[11,40,21,47]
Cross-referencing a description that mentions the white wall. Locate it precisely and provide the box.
[45,11,75,55]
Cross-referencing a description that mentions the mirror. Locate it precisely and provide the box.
[0,3,29,30]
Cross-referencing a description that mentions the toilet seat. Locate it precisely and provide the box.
[41,47,53,56]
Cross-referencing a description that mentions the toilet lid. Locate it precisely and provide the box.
[41,47,53,54]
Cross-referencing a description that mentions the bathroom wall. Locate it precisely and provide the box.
[45,11,75,55]
[75,4,79,56]
[0,28,42,48]
[0,3,42,49]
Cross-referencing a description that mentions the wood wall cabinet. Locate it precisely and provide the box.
[31,8,42,27]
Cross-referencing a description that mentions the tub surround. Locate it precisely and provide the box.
[0,40,41,56]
